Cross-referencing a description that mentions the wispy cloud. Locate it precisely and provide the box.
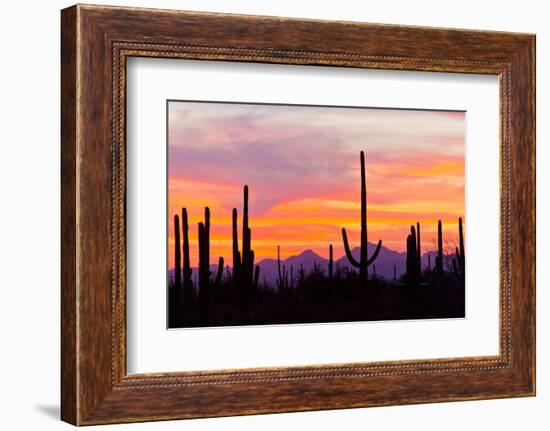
[168,101,465,267]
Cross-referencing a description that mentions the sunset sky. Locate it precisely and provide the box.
[168,101,465,269]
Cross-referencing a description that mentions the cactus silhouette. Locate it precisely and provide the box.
[197,207,224,325]
[341,151,382,289]
[456,217,465,283]
[181,208,193,306]
[171,214,182,325]
[276,245,287,290]
[416,222,421,277]
[435,219,443,285]
[173,214,182,297]
[232,185,260,308]
[406,225,419,288]
[232,208,240,288]
[328,244,334,286]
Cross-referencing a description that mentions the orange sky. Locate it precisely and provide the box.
[168,102,465,268]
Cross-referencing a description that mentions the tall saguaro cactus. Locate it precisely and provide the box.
[276,245,287,291]
[341,151,382,289]
[171,214,182,326]
[456,217,465,283]
[328,244,334,286]
[232,185,260,308]
[181,208,193,304]
[232,208,241,289]
[198,207,224,325]
[416,222,421,277]
[435,219,444,285]
[174,214,182,293]
[242,185,252,286]
[406,225,419,288]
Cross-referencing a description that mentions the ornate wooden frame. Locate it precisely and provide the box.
[61,4,535,425]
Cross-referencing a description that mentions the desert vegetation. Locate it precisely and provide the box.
[168,151,465,328]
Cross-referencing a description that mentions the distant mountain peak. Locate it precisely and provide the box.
[296,249,317,256]
[284,249,326,264]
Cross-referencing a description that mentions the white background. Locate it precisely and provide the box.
[0,0,546,430]
[127,59,500,373]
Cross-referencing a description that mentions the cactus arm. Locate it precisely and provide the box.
[249,249,255,287]
[174,214,182,287]
[232,208,240,269]
[341,228,360,268]
[366,239,382,266]
[182,208,191,278]
[235,250,241,271]
[248,229,253,268]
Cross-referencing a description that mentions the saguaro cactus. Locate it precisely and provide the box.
[232,208,241,288]
[416,222,421,277]
[406,225,419,288]
[276,245,287,291]
[181,208,193,304]
[174,214,182,295]
[232,185,260,307]
[171,214,183,326]
[341,151,382,289]
[242,185,252,286]
[456,217,465,283]
[435,219,444,285]
[328,244,334,286]
[198,207,224,325]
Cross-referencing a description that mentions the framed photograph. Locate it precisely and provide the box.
[61,4,535,425]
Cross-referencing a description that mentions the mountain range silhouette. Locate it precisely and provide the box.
[169,242,455,287]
